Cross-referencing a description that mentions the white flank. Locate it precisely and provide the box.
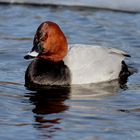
[64,44,129,85]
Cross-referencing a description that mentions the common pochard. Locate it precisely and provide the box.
[24,21,132,90]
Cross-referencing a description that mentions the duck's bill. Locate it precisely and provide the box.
[24,51,39,59]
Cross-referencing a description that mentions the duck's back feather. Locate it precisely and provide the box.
[64,44,130,84]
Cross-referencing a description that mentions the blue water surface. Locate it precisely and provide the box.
[0,4,140,140]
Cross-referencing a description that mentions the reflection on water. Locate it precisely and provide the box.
[0,77,140,139]
[25,88,70,138]
[71,80,127,99]
[29,90,70,114]
[21,80,125,139]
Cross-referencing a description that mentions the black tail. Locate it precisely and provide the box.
[119,61,137,86]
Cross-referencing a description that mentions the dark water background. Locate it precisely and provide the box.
[0,4,140,140]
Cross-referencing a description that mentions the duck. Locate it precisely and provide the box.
[24,21,132,90]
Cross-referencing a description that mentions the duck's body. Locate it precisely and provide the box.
[65,44,130,84]
[24,21,131,90]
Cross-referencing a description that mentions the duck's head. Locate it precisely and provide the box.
[24,21,68,62]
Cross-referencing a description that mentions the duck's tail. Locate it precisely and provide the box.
[119,61,137,85]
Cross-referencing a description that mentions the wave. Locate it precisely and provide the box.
[0,0,140,12]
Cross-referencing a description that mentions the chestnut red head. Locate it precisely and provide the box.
[24,21,68,62]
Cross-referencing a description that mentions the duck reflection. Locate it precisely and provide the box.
[26,87,70,138]
[30,88,70,114]
[25,77,129,138]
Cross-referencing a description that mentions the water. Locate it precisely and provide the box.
[1,0,140,12]
[0,4,140,140]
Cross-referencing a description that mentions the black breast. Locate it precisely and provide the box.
[25,59,71,91]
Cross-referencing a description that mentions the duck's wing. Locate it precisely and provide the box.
[68,44,130,57]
